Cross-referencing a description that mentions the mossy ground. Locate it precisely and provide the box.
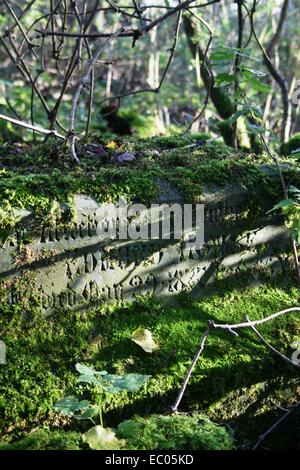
[116,414,235,450]
[0,273,299,449]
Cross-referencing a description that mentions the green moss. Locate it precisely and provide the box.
[0,275,299,448]
[130,132,210,151]
[0,429,82,450]
[116,413,235,450]
[0,414,234,450]
[0,134,298,237]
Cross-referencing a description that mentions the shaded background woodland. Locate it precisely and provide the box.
[0,0,299,152]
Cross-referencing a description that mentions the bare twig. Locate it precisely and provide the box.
[36,0,221,39]
[171,325,212,413]
[2,0,38,60]
[171,307,300,413]
[0,113,65,139]
[253,401,300,450]
[245,315,300,369]
[69,30,122,162]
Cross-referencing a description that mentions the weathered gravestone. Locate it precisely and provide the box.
[0,177,291,312]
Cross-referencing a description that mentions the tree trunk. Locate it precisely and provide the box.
[183,15,256,150]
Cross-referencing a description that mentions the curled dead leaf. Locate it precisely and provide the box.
[131,328,159,353]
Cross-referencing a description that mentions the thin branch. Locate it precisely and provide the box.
[253,401,300,450]
[171,325,212,413]
[97,9,183,108]
[36,0,221,39]
[0,113,65,139]
[245,315,300,369]
[171,307,300,412]
[69,30,123,162]
[2,0,38,60]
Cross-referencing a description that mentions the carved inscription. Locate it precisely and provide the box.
[0,195,290,310]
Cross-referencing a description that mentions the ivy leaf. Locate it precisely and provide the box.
[75,405,101,421]
[82,426,125,450]
[75,364,107,385]
[75,363,150,394]
[131,328,159,353]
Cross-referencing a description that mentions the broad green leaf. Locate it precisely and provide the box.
[54,396,91,416]
[249,106,263,120]
[228,105,262,125]
[77,374,103,385]
[210,46,260,63]
[268,199,294,213]
[246,123,267,134]
[104,373,151,393]
[214,73,235,87]
[131,328,159,353]
[75,363,97,376]
[82,425,125,450]
[290,220,300,242]
[240,66,265,78]
[228,110,247,125]
[289,152,300,161]
[246,78,271,94]
[288,185,300,196]
[210,51,235,62]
